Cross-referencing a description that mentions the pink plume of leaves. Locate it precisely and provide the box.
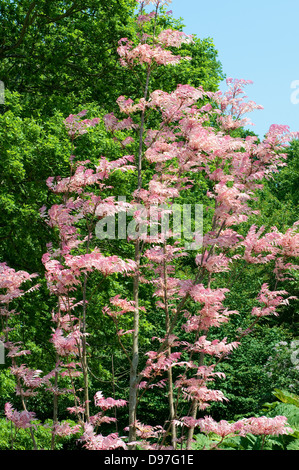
[4,403,37,430]
[78,392,128,450]
[64,110,100,140]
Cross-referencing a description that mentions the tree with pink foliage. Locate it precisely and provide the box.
[99,0,298,449]
[1,0,298,452]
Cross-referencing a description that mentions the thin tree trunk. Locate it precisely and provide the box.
[167,365,176,447]
[128,62,151,447]
[18,376,38,450]
[51,359,59,450]
[186,270,213,450]
[51,303,62,450]
[128,239,141,445]
[128,4,161,445]
[186,351,204,449]
[82,265,90,421]
[81,221,94,423]
[163,242,177,448]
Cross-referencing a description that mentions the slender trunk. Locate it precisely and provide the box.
[82,341,89,421]
[163,242,177,448]
[186,400,198,450]
[20,385,38,450]
[128,4,159,445]
[186,352,204,450]
[51,359,59,450]
[10,422,15,450]
[81,223,94,423]
[167,365,176,447]
[186,271,212,450]
[11,355,38,450]
[128,61,151,446]
[82,269,90,421]
[112,354,118,433]
[51,302,62,450]
[128,239,141,445]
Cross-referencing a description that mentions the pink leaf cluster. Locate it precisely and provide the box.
[79,392,128,450]
[94,391,127,411]
[80,424,127,450]
[195,415,293,438]
[64,110,100,139]
[52,421,81,437]
[157,29,194,48]
[251,283,293,318]
[0,263,38,305]
[117,39,190,67]
[5,403,37,429]
[124,420,164,440]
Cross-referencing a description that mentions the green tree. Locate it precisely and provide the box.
[0,1,223,116]
[0,3,224,274]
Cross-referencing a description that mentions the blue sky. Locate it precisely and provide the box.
[169,0,299,138]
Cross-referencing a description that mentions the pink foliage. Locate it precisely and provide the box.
[0,263,38,304]
[5,403,37,429]
[240,415,293,437]
[50,327,83,357]
[124,420,164,440]
[251,283,291,318]
[157,29,194,48]
[52,421,81,437]
[94,391,127,411]
[195,415,293,439]
[64,110,100,139]
[80,424,127,450]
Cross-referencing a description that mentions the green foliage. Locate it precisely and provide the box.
[0,1,223,117]
[263,343,299,394]
[271,389,299,407]
[0,90,69,272]
[192,390,299,450]
[0,0,138,113]
[208,326,297,421]
[268,140,299,215]
[0,418,81,450]
[0,370,16,406]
